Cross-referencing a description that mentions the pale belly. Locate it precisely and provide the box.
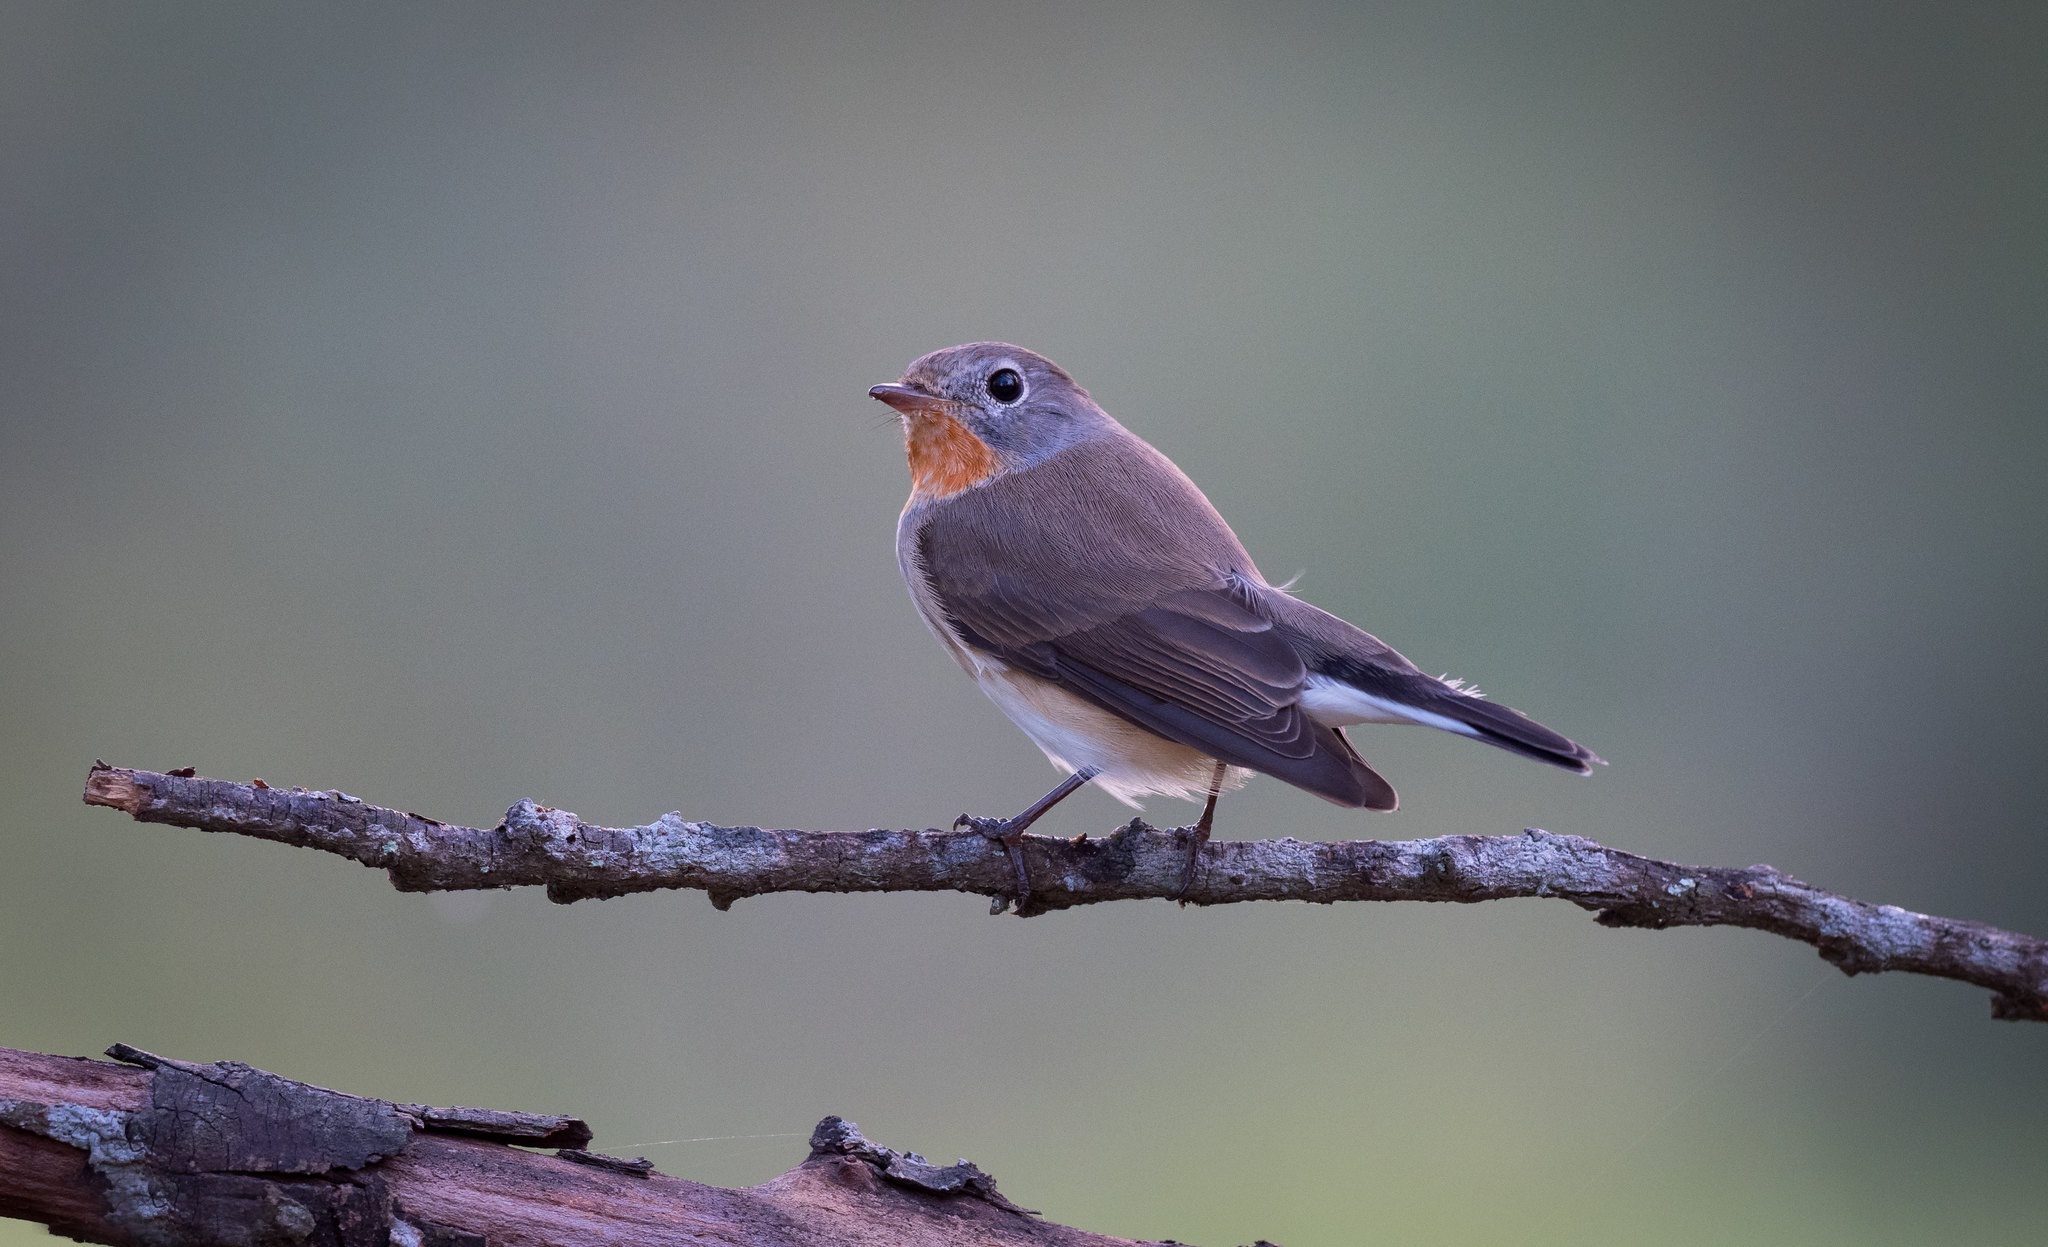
[970,655,1249,808]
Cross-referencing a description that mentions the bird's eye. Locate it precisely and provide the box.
[986,368,1025,405]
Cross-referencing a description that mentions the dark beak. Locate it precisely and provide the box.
[869,383,945,414]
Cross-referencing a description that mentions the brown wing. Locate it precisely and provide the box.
[913,436,1396,809]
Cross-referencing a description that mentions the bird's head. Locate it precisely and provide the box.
[870,342,1108,501]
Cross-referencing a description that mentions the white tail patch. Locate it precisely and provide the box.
[1300,675,1483,738]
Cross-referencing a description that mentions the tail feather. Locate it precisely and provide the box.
[1417,682,1603,773]
[1253,583,1604,775]
[1309,659,1603,774]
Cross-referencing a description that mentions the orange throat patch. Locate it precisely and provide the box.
[903,410,999,501]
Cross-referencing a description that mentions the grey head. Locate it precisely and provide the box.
[871,342,1118,472]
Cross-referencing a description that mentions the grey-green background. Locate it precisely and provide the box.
[4,3,2044,1244]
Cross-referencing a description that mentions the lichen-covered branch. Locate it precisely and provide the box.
[0,1043,1134,1247]
[82,764,2048,1021]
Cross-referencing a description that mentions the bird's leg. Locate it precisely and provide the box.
[1174,761,1228,903]
[956,767,1099,910]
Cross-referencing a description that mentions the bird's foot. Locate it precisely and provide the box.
[1174,763,1225,906]
[1171,824,1211,905]
[955,813,1033,912]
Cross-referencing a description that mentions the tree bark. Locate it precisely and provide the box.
[80,764,2048,1021]
[0,1043,1165,1247]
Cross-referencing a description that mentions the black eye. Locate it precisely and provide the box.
[986,368,1025,404]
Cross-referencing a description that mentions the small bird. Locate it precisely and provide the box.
[872,343,1600,905]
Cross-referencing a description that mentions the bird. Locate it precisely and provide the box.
[871,342,1601,907]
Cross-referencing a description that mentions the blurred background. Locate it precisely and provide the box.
[3,3,2044,1243]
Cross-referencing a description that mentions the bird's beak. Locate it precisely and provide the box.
[869,383,947,415]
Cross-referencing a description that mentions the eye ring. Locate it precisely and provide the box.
[986,367,1026,405]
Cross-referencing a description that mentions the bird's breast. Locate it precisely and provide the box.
[901,410,999,505]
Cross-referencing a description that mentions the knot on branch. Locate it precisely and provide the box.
[503,799,581,850]
[1991,993,2048,1022]
[1814,935,1890,977]
[808,1116,1034,1215]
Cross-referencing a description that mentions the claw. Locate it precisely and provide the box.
[995,825,1032,909]
[948,769,1100,918]
[953,814,1030,909]
[956,813,1007,839]
[1171,825,1208,904]
[1173,761,1227,906]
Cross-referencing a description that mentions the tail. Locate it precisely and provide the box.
[1392,671,1604,773]
[1251,582,1605,775]
[1310,657,1604,774]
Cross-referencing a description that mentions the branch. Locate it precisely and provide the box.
[82,764,2048,1021]
[0,1043,1153,1247]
